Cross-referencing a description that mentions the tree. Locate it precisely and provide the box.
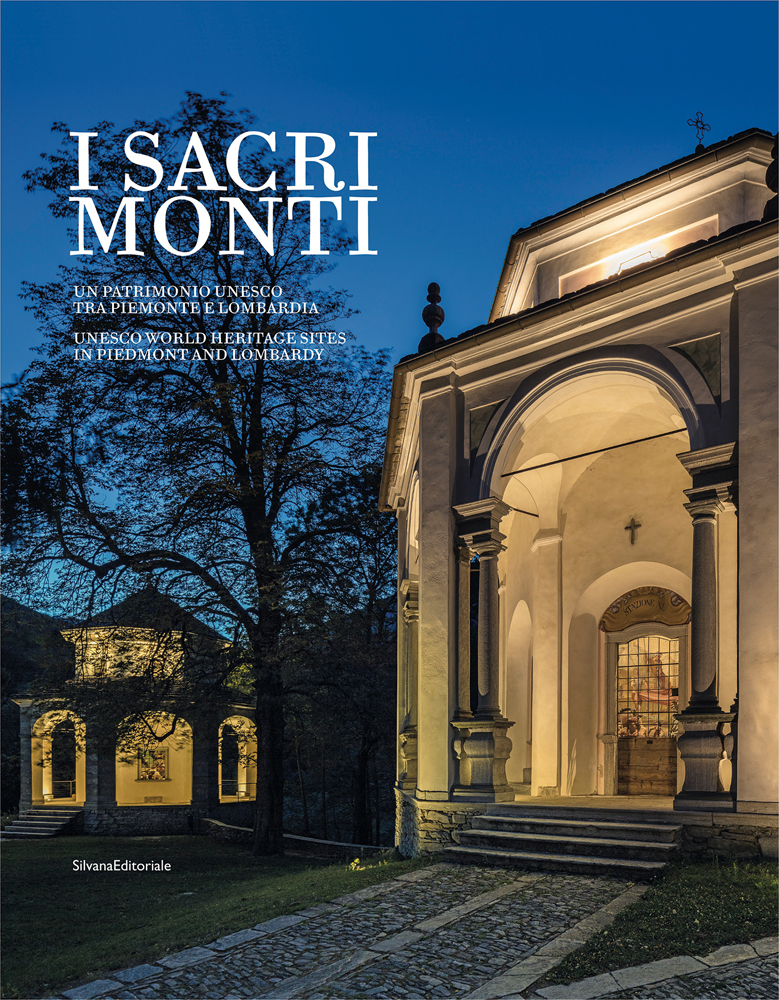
[2,93,389,854]
[283,463,398,845]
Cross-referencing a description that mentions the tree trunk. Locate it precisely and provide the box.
[321,750,328,839]
[372,758,381,845]
[293,723,311,836]
[252,671,285,855]
[352,731,372,844]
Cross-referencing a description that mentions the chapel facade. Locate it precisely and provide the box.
[13,588,257,835]
[380,128,778,856]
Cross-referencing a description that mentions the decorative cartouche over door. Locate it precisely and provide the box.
[600,588,691,796]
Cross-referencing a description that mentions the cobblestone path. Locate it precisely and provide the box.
[55,864,777,1000]
[58,865,630,1000]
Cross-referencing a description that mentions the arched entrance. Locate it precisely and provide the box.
[51,719,77,800]
[219,716,257,801]
[31,710,87,805]
[600,587,691,795]
[482,360,696,798]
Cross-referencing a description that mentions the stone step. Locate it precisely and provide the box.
[444,844,666,880]
[473,814,681,843]
[7,820,66,830]
[2,829,57,839]
[459,828,677,862]
[486,804,681,826]
[2,807,83,842]
[22,806,82,819]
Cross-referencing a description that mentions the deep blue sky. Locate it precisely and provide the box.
[2,0,777,381]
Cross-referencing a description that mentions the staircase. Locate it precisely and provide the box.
[445,804,681,880]
[2,804,83,840]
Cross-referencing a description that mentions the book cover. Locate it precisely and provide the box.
[2,3,777,999]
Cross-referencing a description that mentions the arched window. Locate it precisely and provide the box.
[600,587,691,796]
[115,712,192,806]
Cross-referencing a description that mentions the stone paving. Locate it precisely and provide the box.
[532,941,779,999]
[53,864,778,1000]
[598,956,778,998]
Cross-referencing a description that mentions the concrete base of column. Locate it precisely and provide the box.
[674,712,735,813]
[451,719,515,801]
[674,791,736,812]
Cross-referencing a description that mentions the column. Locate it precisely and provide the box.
[686,499,721,710]
[397,581,418,790]
[191,718,220,812]
[674,445,736,811]
[17,701,33,813]
[451,498,514,801]
[531,531,562,797]
[84,725,117,814]
[474,536,503,718]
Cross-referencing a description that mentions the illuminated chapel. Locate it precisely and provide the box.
[380,127,778,867]
[8,588,256,837]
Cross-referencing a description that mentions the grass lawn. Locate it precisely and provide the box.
[1,835,432,999]
[533,855,778,993]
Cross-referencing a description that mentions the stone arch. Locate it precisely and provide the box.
[115,712,193,806]
[219,715,257,801]
[31,710,86,805]
[478,350,703,502]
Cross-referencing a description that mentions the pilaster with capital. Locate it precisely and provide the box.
[451,498,514,801]
[674,444,737,811]
[397,581,419,790]
[530,530,563,796]
[455,544,473,720]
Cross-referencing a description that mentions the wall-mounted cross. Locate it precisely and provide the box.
[625,517,642,544]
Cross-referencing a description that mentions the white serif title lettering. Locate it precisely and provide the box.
[68,131,378,257]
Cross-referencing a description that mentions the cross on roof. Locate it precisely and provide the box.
[687,112,711,151]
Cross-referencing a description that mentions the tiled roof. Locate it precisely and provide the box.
[77,587,226,642]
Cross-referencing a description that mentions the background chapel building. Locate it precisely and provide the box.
[7,588,256,837]
[380,127,778,862]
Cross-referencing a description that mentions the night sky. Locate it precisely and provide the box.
[2,0,777,382]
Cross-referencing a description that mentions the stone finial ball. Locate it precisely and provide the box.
[418,282,446,353]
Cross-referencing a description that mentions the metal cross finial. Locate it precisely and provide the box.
[687,112,711,151]
[625,517,641,544]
